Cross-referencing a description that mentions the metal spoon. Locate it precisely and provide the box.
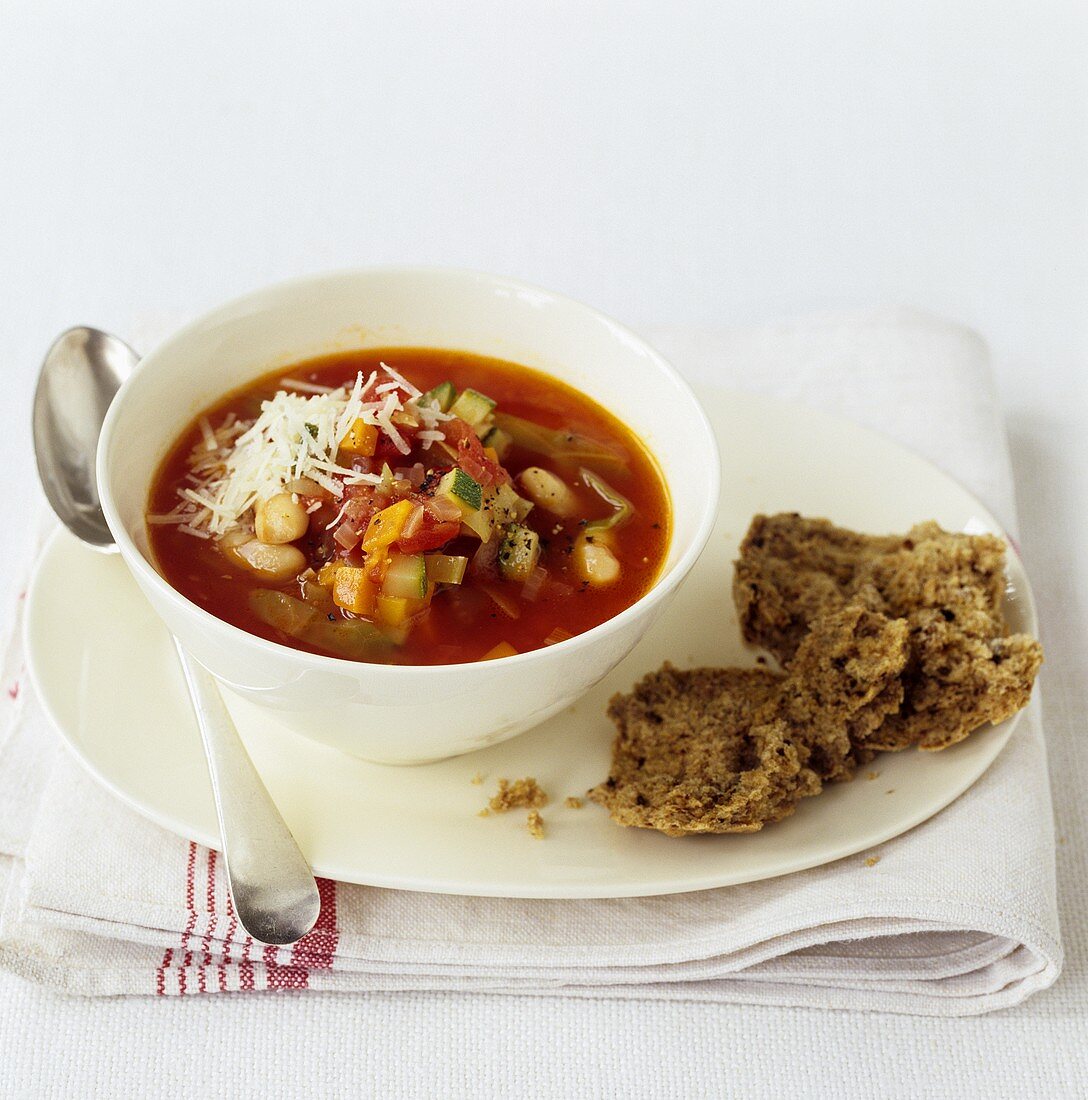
[32,327,321,946]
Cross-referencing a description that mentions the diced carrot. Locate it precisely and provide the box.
[332,566,377,615]
[340,419,378,456]
[480,641,517,661]
[317,562,341,588]
[362,499,414,554]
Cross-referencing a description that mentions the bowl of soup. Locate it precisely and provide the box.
[97,267,719,763]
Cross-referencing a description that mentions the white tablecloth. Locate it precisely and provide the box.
[1,319,1085,1095]
[2,3,1085,1093]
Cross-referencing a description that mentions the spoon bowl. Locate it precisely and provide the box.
[32,328,136,551]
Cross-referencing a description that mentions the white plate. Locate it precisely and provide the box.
[24,386,1036,899]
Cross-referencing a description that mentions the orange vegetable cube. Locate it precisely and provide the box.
[375,594,411,627]
[480,641,517,661]
[362,499,414,554]
[332,566,377,615]
[317,562,341,589]
[340,419,378,456]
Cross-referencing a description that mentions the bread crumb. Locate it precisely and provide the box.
[865,856,880,867]
[866,771,880,781]
[526,810,545,839]
[477,808,490,818]
[487,777,547,813]
[470,772,485,786]
[564,796,583,809]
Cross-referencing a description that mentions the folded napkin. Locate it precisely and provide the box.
[0,309,1061,1014]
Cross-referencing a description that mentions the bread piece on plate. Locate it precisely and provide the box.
[590,603,910,835]
[733,514,1042,752]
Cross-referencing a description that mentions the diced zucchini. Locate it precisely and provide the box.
[382,551,428,599]
[425,553,468,585]
[484,482,532,526]
[448,387,496,428]
[420,380,456,412]
[482,426,513,462]
[436,468,483,512]
[498,523,541,582]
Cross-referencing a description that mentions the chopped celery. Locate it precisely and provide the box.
[580,467,633,534]
[249,590,393,660]
[425,553,469,585]
[493,412,625,471]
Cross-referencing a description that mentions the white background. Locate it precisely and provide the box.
[2,1,1086,1096]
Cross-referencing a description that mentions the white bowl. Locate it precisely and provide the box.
[97,267,720,764]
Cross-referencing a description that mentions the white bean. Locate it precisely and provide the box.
[573,537,621,586]
[255,492,309,544]
[224,538,307,583]
[517,467,579,518]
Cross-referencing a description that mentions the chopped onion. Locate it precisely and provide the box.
[401,504,425,541]
[427,496,463,524]
[471,537,499,575]
[285,476,326,497]
[543,626,574,646]
[522,566,548,601]
[333,523,360,550]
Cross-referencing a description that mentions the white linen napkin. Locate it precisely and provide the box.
[0,308,1061,1014]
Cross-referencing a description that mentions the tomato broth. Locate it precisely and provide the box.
[147,348,671,664]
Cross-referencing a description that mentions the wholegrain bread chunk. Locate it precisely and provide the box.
[589,665,814,836]
[733,514,1043,752]
[589,603,910,835]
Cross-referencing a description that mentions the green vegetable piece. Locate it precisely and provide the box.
[425,553,469,585]
[581,467,633,534]
[249,590,393,660]
[382,552,428,599]
[437,468,483,512]
[482,426,513,461]
[498,523,541,583]
[492,412,625,471]
[448,387,497,427]
[420,380,457,412]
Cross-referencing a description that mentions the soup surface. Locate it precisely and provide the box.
[147,348,671,664]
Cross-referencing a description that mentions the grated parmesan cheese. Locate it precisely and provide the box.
[159,365,444,537]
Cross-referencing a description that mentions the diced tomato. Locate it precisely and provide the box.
[442,418,511,487]
[374,424,418,461]
[396,506,461,553]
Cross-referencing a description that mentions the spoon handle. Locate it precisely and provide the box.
[174,640,321,945]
